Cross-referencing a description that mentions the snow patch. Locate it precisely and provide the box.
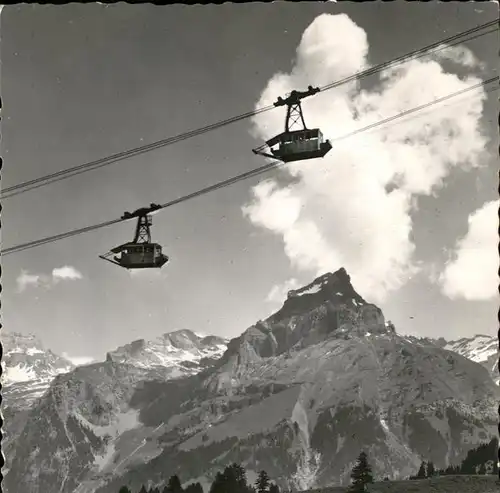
[3,363,38,383]
[445,335,497,363]
[26,347,45,356]
[296,284,322,296]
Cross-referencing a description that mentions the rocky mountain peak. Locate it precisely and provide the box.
[210,269,393,392]
[105,329,228,373]
[289,268,355,298]
[270,268,369,324]
[1,330,74,385]
[160,329,211,350]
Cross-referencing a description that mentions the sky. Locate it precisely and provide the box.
[1,3,498,363]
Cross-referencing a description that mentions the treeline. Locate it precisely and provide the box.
[118,463,282,493]
[117,438,497,493]
[409,437,499,480]
[118,451,375,493]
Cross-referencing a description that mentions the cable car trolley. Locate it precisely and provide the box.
[252,85,332,163]
[99,204,169,270]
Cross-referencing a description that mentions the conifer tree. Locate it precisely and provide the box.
[268,483,280,493]
[427,462,435,477]
[165,475,184,493]
[416,461,426,478]
[209,463,253,493]
[139,485,148,493]
[208,471,224,493]
[184,483,203,493]
[348,451,374,492]
[118,487,132,493]
[255,470,270,493]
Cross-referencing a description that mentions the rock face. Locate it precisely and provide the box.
[1,329,228,491]
[4,269,499,493]
[444,335,498,385]
[403,333,498,385]
[1,331,74,405]
[105,329,228,375]
[1,331,76,471]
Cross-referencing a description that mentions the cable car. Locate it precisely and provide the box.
[100,205,169,270]
[252,85,332,163]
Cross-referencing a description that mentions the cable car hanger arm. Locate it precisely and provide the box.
[274,86,321,107]
[252,148,280,160]
[98,254,123,267]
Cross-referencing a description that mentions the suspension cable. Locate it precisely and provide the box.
[3,76,497,256]
[1,20,497,200]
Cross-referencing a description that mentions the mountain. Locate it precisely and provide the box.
[1,330,75,404]
[4,269,499,493]
[2,329,228,492]
[1,330,75,432]
[105,329,228,376]
[402,334,498,385]
[1,331,76,478]
[443,335,498,385]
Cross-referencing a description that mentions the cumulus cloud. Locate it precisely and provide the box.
[243,13,489,302]
[52,266,83,281]
[16,265,83,292]
[429,43,483,69]
[16,271,50,293]
[439,200,499,301]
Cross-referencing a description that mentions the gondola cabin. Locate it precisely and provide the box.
[110,242,169,270]
[265,128,332,163]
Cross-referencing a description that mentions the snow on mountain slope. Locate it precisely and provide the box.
[444,335,498,385]
[2,329,228,493]
[1,328,228,488]
[1,331,75,406]
[444,334,497,364]
[1,331,73,381]
[400,334,498,385]
[105,329,228,374]
[1,331,77,477]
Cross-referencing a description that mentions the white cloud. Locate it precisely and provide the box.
[439,200,499,301]
[62,352,95,366]
[266,278,301,304]
[243,13,489,302]
[17,265,83,292]
[16,271,50,293]
[428,44,482,69]
[52,266,83,281]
